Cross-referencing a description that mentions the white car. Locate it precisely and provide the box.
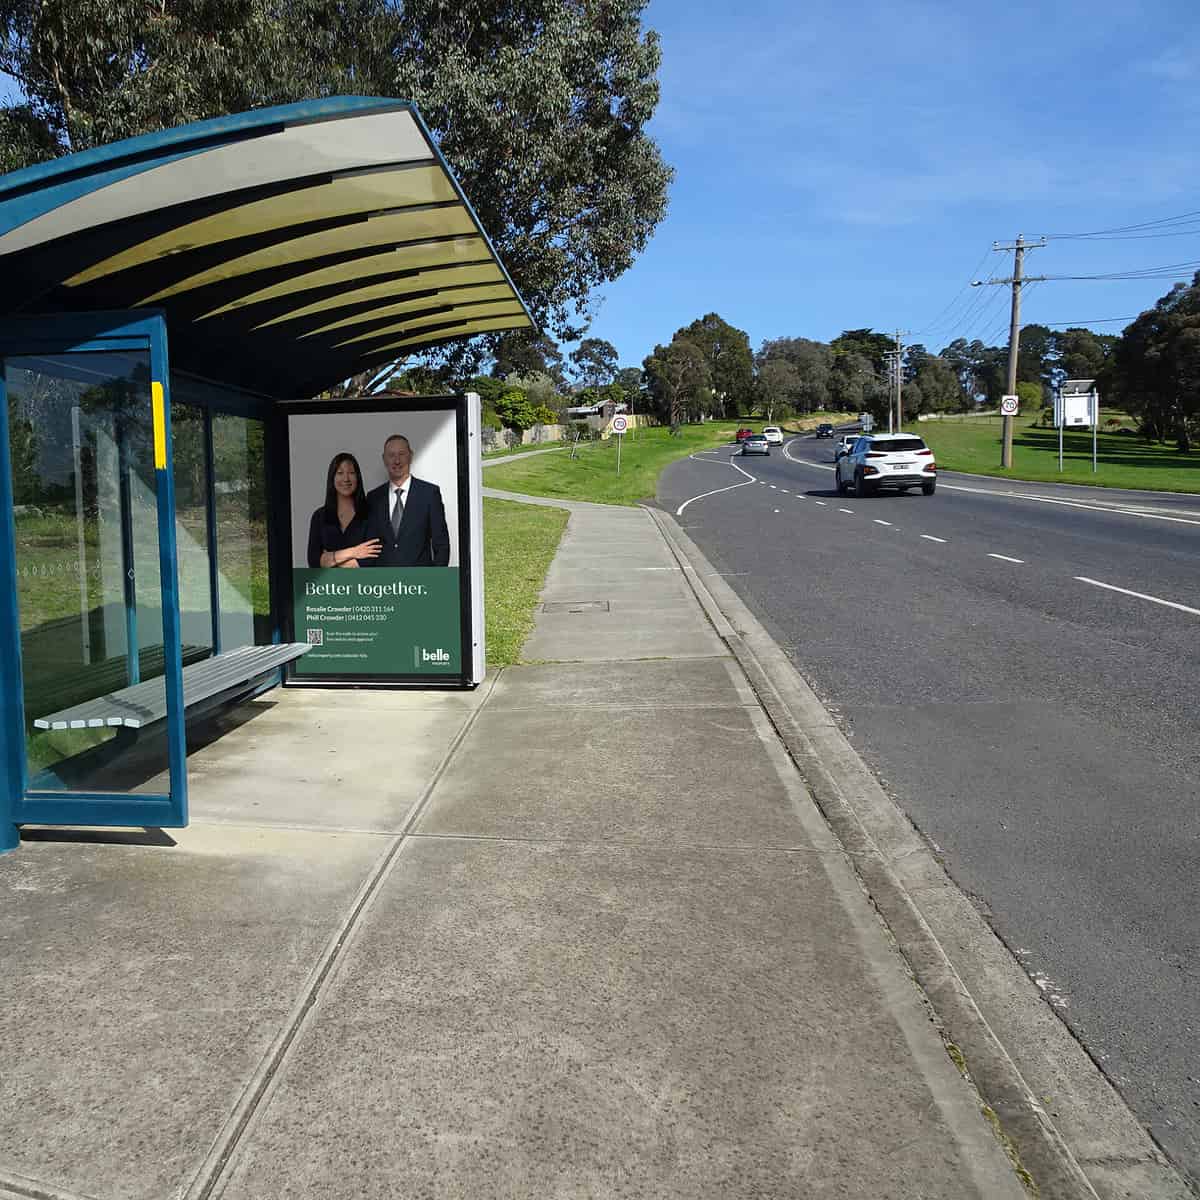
[762,426,784,445]
[835,434,937,497]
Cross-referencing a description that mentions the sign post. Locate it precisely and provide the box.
[612,413,628,475]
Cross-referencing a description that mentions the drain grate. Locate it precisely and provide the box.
[542,600,611,614]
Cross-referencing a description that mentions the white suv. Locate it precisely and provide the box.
[762,426,784,445]
[835,434,936,497]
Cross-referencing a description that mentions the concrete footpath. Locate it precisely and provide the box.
[0,489,1186,1199]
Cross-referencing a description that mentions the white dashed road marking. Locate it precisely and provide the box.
[1075,577,1200,617]
[839,508,854,514]
[988,554,1025,564]
[921,535,947,543]
[874,519,892,527]
[814,501,827,506]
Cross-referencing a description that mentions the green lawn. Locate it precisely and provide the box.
[482,441,566,460]
[483,496,569,666]
[482,421,747,505]
[913,414,1200,493]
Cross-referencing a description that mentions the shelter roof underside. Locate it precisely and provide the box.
[0,98,534,396]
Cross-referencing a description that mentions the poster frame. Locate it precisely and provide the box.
[278,392,483,689]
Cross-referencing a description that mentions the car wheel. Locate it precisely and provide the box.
[854,470,871,499]
[922,478,936,495]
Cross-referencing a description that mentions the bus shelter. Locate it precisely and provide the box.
[0,97,534,853]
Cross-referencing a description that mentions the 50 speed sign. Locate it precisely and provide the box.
[611,414,628,433]
[1000,394,1019,416]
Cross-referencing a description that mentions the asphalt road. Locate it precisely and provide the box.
[657,431,1200,1191]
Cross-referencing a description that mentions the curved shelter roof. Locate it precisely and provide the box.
[0,97,535,396]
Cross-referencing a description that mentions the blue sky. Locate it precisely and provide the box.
[5,3,1198,375]
[583,0,1200,369]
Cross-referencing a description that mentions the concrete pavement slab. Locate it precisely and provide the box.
[416,692,838,851]
[183,690,475,832]
[490,658,758,711]
[213,837,1026,1200]
[0,823,389,1200]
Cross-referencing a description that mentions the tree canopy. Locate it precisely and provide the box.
[1103,271,1200,451]
[0,0,672,357]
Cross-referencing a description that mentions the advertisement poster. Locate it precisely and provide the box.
[286,402,470,681]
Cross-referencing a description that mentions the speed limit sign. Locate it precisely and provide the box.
[1000,395,1019,416]
[611,414,628,434]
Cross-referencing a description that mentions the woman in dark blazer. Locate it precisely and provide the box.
[306,453,381,568]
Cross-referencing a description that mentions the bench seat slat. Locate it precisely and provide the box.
[33,644,311,730]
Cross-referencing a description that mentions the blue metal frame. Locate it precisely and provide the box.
[202,409,222,655]
[0,310,187,848]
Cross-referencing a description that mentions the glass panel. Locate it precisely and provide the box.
[212,414,270,647]
[6,352,170,793]
[170,402,214,662]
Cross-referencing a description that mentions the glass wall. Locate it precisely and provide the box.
[169,401,215,661]
[212,413,271,648]
[5,351,169,791]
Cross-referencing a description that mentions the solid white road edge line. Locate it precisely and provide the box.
[675,453,759,516]
[988,553,1025,564]
[1075,576,1200,617]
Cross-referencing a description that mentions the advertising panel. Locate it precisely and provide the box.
[284,395,482,686]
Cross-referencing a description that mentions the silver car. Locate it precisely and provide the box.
[741,434,770,456]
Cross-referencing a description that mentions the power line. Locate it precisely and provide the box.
[1045,208,1200,239]
[913,245,994,337]
[1040,317,1137,327]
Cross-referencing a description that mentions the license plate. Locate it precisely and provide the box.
[892,462,913,470]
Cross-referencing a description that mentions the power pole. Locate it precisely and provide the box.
[882,331,906,433]
[971,235,1045,468]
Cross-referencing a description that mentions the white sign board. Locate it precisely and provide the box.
[1055,393,1096,427]
[611,415,628,434]
[1000,394,1019,416]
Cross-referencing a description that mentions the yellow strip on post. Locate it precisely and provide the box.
[151,382,167,469]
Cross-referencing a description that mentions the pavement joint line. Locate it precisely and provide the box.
[181,670,504,1200]
[1075,575,1200,617]
[988,554,1025,564]
[0,1167,104,1200]
[403,831,831,854]
[644,502,1107,1200]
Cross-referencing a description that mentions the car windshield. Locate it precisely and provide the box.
[870,437,926,452]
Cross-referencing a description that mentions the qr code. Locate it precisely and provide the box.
[306,628,323,646]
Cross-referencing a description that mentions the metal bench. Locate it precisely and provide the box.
[34,643,312,731]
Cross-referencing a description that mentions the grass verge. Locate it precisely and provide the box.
[482,422,746,505]
[913,413,1200,492]
[483,442,566,460]
[483,496,568,667]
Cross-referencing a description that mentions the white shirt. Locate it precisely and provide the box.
[389,481,410,523]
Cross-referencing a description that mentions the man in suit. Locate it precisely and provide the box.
[362,434,451,566]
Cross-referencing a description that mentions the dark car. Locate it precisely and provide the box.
[815,423,834,439]
[735,427,754,443]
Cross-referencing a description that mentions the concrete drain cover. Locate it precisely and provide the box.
[542,600,611,614]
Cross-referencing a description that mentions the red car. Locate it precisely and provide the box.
[735,427,754,443]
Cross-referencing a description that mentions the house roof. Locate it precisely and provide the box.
[0,97,535,396]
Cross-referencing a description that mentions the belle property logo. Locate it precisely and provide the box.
[414,646,452,667]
